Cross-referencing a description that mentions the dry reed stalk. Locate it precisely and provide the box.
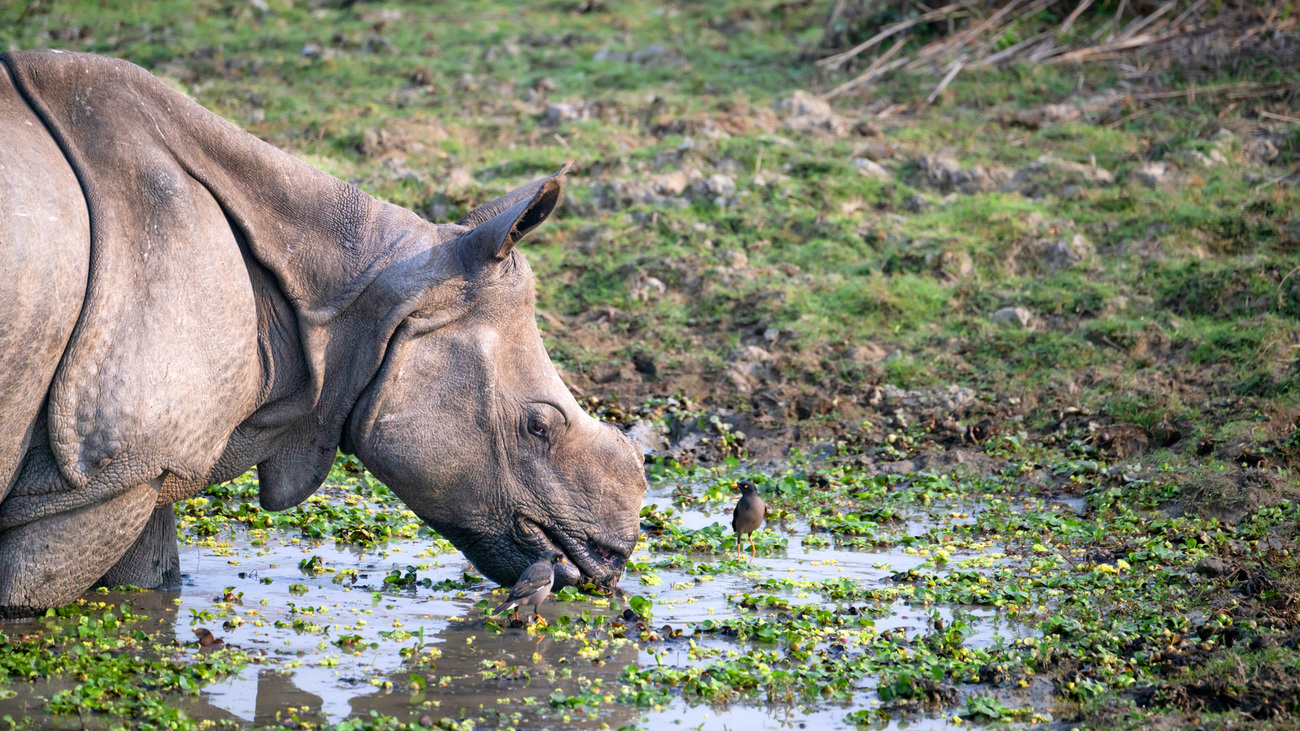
[818,4,961,70]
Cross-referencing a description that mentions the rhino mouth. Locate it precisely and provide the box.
[518,517,629,586]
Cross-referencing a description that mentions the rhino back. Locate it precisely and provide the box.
[0,61,88,505]
[0,51,263,513]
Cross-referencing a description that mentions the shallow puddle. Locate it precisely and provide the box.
[0,469,1055,729]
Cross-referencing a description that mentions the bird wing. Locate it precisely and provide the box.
[495,562,553,611]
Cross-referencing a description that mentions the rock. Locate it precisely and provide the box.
[1006,155,1113,198]
[363,34,399,55]
[628,274,666,301]
[590,365,622,384]
[852,158,891,180]
[632,353,657,377]
[916,154,1013,194]
[937,250,974,279]
[1133,161,1168,189]
[593,46,630,62]
[1194,556,1232,578]
[591,169,702,210]
[1037,233,1092,271]
[691,173,736,200]
[546,101,589,124]
[731,345,770,363]
[872,383,977,418]
[725,345,773,394]
[775,90,849,138]
[776,90,833,118]
[445,167,474,190]
[482,40,521,62]
[905,195,929,213]
[845,342,888,364]
[1245,134,1280,164]
[991,306,1036,330]
[1005,103,1081,129]
[631,44,673,64]
[1174,148,1228,167]
[625,419,667,454]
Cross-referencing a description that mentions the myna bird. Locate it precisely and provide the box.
[732,480,767,559]
[495,551,564,625]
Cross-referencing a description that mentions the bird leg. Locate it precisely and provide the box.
[533,608,548,628]
[749,534,757,558]
[512,608,521,623]
[736,535,743,561]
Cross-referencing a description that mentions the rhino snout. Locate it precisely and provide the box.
[516,516,632,587]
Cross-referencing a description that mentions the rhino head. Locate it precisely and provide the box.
[343,169,645,588]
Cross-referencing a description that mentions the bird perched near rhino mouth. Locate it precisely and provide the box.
[0,49,646,617]
[493,551,565,625]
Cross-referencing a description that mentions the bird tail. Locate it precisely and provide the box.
[494,598,518,614]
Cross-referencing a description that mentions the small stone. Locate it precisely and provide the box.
[938,250,974,279]
[691,173,736,199]
[419,716,434,728]
[852,158,891,180]
[631,44,670,63]
[722,249,747,268]
[905,195,929,213]
[776,90,833,118]
[1007,155,1114,198]
[632,353,656,376]
[1194,556,1232,578]
[546,101,589,124]
[776,90,849,137]
[593,46,630,63]
[1038,233,1093,271]
[991,306,1035,330]
[444,167,474,190]
[625,419,666,454]
[1133,162,1168,189]
[845,343,887,363]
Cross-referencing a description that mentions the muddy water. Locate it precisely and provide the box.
[0,476,1048,730]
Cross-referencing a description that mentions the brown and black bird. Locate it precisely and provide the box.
[494,551,564,625]
[732,480,767,559]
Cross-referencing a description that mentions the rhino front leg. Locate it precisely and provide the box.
[0,482,157,618]
[93,504,181,591]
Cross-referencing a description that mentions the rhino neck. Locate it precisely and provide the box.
[229,203,441,510]
[111,63,439,506]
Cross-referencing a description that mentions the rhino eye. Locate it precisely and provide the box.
[527,416,548,438]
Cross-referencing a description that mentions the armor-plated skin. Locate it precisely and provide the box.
[0,50,645,616]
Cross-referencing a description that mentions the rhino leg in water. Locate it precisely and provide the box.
[0,480,157,618]
[93,505,181,591]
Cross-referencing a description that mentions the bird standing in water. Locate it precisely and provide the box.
[495,551,564,625]
[732,480,767,559]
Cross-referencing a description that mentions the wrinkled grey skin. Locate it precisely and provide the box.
[0,50,644,617]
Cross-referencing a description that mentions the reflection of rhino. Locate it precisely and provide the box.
[190,624,642,728]
[0,51,645,616]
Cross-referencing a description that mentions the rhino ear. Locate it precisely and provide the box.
[456,163,569,261]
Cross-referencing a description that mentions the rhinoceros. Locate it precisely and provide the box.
[0,50,645,617]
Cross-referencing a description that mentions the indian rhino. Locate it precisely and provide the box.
[0,50,645,617]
